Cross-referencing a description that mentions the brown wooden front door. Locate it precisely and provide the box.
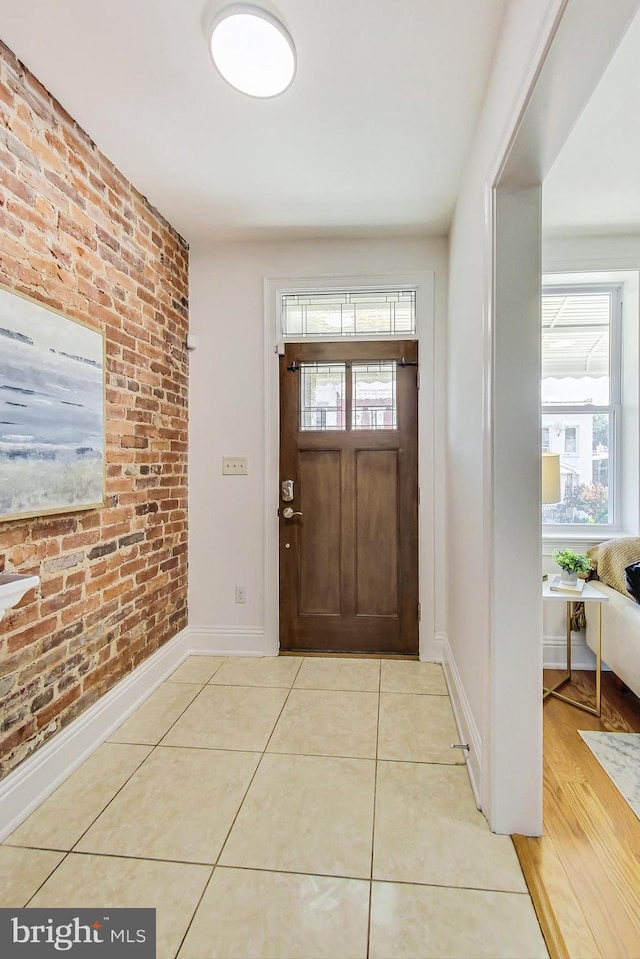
[279,340,419,655]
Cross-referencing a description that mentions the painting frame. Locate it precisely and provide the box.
[0,282,106,522]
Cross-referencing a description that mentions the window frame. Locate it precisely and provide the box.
[542,280,622,537]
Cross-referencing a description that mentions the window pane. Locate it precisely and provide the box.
[542,291,611,405]
[541,412,611,524]
[352,361,397,430]
[282,291,416,337]
[299,363,346,431]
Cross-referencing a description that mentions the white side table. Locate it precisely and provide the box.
[542,580,609,717]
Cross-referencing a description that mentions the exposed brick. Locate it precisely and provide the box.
[31,688,54,713]
[42,621,84,653]
[0,38,188,781]
[87,542,117,560]
[43,552,84,574]
[135,502,158,516]
[121,435,148,450]
[119,532,145,548]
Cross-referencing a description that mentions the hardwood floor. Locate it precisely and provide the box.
[514,671,640,959]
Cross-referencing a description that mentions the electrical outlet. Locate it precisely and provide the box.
[222,456,248,475]
[235,585,247,604]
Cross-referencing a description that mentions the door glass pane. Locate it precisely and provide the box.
[299,363,346,430]
[541,411,612,524]
[352,361,397,430]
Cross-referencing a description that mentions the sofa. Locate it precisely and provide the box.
[584,538,640,700]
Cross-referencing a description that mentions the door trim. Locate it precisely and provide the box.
[263,271,436,660]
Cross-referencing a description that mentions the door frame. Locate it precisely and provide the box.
[263,271,436,659]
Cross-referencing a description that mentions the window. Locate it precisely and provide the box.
[541,284,621,528]
[352,361,397,430]
[299,361,398,432]
[299,363,346,430]
[564,426,578,455]
[541,427,550,452]
[282,290,416,338]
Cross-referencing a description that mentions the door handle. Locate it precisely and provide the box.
[282,507,303,519]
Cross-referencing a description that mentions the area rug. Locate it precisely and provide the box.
[579,730,640,820]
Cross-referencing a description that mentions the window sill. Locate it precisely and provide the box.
[542,529,637,553]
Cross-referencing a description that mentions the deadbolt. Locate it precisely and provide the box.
[281,479,294,502]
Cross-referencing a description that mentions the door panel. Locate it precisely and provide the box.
[299,450,341,615]
[279,340,418,655]
[355,450,398,617]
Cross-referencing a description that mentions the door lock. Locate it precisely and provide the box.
[281,479,294,502]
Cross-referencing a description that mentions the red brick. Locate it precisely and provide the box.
[0,39,188,781]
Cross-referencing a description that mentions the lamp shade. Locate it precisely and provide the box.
[542,453,561,504]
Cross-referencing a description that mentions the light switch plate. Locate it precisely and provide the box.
[222,456,248,475]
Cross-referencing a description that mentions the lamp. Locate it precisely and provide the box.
[208,4,297,98]
[542,453,561,504]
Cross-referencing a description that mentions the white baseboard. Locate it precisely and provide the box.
[543,635,597,670]
[421,631,444,663]
[0,623,270,841]
[188,626,266,656]
[0,627,191,841]
[441,632,482,810]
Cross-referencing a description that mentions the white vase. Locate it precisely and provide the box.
[560,569,578,587]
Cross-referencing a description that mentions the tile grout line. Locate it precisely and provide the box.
[111,661,226,747]
[16,661,229,861]
[18,845,533,896]
[366,659,383,959]
[173,864,215,959]
[207,656,304,875]
[23,849,73,908]
[170,658,309,952]
[153,657,231,746]
[12,659,472,927]
[64,745,161,856]
[63,672,227,857]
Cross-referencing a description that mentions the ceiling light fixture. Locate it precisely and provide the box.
[208,4,296,98]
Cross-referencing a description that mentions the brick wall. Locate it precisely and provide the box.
[0,41,189,779]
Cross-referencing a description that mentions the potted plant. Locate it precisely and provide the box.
[552,548,592,587]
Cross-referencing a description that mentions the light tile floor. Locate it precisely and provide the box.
[2,656,548,959]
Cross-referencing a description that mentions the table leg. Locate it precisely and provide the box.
[545,599,602,716]
[595,602,602,717]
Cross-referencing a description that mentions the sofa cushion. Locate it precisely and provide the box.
[587,537,640,599]
[626,562,640,604]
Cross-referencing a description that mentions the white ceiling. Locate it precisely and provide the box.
[0,0,508,244]
[543,8,640,237]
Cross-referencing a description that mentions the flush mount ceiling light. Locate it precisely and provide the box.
[208,4,296,98]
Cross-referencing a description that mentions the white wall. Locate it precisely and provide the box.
[188,236,448,649]
[446,0,640,834]
[445,0,563,830]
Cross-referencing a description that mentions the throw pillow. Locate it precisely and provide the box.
[626,562,640,603]
[597,537,640,598]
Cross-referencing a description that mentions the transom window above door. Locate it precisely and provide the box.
[299,360,398,431]
[281,290,416,338]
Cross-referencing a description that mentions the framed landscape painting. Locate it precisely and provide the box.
[0,285,105,521]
